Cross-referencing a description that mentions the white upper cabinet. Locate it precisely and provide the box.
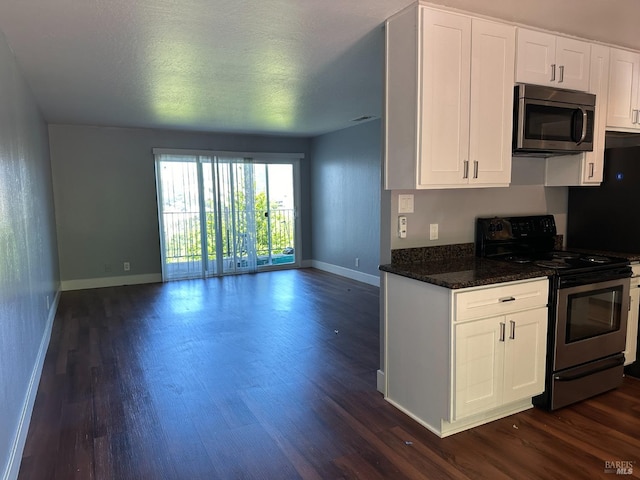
[583,45,609,184]
[516,29,591,91]
[385,5,514,189]
[607,48,640,131]
[545,45,609,186]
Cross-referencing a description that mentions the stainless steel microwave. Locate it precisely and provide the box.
[513,84,595,156]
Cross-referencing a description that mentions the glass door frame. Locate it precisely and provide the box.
[252,157,302,273]
[154,148,303,280]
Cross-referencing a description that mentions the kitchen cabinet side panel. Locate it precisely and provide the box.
[384,5,419,190]
[385,273,450,429]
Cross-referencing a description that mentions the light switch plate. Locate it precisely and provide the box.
[398,194,414,214]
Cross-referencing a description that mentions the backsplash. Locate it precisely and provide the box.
[391,235,564,264]
[391,243,474,264]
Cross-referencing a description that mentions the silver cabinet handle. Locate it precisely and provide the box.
[550,64,556,82]
[499,322,506,342]
[463,160,469,179]
[633,109,639,124]
[588,162,594,178]
[499,296,516,302]
[473,160,478,179]
[510,320,516,340]
[558,65,564,83]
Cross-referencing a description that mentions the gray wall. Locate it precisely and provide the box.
[0,31,60,479]
[389,189,568,250]
[49,124,311,286]
[310,120,382,278]
[387,159,569,250]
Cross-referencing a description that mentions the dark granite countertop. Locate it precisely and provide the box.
[380,256,554,289]
[380,243,640,290]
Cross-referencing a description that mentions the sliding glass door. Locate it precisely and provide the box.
[155,152,299,281]
[253,163,296,268]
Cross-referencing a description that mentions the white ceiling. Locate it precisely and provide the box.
[1,0,639,137]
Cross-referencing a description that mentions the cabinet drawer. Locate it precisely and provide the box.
[454,279,549,322]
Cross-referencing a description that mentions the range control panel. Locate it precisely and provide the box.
[476,214,558,258]
[478,215,557,240]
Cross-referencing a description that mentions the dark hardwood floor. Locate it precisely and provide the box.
[18,268,640,479]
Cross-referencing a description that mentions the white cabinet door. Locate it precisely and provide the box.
[626,285,639,366]
[582,45,609,184]
[555,37,591,91]
[516,29,590,91]
[469,19,515,185]
[516,29,556,86]
[625,267,640,366]
[419,8,471,187]
[453,317,502,420]
[607,48,640,130]
[454,304,547,420]
[502,308,547,404]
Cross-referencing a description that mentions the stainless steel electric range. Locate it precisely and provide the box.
[476,214,632,410]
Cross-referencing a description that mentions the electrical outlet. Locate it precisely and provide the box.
[430,223,439,240]
[123,261,130,271]
[398,216,408,238]
[355,257,359,267]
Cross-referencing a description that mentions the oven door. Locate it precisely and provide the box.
[554,275,630,371]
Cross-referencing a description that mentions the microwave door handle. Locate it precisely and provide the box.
[575,107,588,145]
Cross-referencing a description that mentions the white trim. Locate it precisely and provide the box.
[152,148,304,160]
[3,288,60,480]
[377,369,385,394]
[61,273,162,291]
[310,260,380,287]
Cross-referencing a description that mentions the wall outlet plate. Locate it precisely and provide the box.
[429,223,438,240]
[398,216,407,238]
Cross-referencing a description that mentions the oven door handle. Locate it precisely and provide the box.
[553,356,625,382]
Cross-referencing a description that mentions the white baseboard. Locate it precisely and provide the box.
[310,260,380,287]
[377,369,385,394]
[3,288,60,480]
[61,273,162,291]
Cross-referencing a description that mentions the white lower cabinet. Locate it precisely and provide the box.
[384,273,548,437]
[454,308,547,420]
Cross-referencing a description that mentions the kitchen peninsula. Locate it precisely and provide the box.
[380,244,552,437]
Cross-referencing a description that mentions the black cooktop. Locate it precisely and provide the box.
[476,215,630,275]
[498,249,629,270]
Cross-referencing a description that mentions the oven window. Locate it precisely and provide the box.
[565,286,623,343]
